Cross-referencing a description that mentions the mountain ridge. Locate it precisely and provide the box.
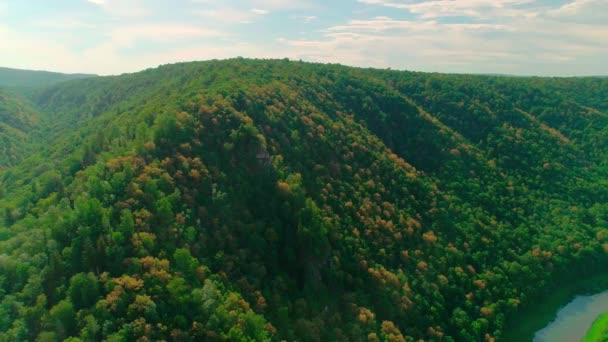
[0,66,97,89]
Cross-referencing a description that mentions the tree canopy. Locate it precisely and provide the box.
[1,58,608,341]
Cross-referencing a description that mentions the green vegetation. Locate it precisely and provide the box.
[0,67,96,166]
[583,312,608,342]
[0,89,39,166]
[0,67,95,89]
[503,274,608,342]
[0,58,608,341]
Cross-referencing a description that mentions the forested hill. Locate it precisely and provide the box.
[0,67,96,89]
[0,89,39,167]
[1,59,608,341]
[0,67,96,166]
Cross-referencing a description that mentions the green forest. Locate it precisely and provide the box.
[1,59,607,341]
[0,67,95,89]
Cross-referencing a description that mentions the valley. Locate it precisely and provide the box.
[1,59,607,341]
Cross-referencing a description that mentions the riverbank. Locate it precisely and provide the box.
[582,312,608,342]
[503,273,608,342]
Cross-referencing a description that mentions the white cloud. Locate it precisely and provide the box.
[358,0,535,19]
[251,8,270,14]
[293,15,318,23]
[0,21,229,75]
[194,2,278,24]
[1,0,607,76]
[108,24,225,47]
[193,1,310,24]
[0,24,91,73]
[84,0,150,18]
[548,0,608,24]
[198,7,260,24]
[251,0,311,10]
[275,10,608,76]
[325,17,509,33]
[191,0,311,10]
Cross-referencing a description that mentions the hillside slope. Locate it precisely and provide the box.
[0,67,96,89]
[0,66,97,166]
[0,89,40,167]
[0,59,607,341]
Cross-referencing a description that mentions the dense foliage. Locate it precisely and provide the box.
[0,89,39,167]
[0,59,607,341]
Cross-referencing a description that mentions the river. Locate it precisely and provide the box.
[534,290,608,342]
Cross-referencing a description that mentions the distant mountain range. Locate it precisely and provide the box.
[0,66,96,88]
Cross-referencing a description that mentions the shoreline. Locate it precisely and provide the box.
[583,312,608,341]
[503,273,608,342]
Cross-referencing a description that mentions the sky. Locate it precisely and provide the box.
[0,0,607,76]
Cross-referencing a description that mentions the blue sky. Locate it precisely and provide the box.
[0,0,606,76]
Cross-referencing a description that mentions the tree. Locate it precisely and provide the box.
[173,248,198,283]
[68,273,100,310]
[49,300,76,339]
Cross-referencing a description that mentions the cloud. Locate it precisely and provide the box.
[191,0,316,25]
[325,17,509,33]
[251,8,270,14]
[84,0,150,18]
[275,8,608,76]
[319,0,601,75]
[0,19,230,75]
[358,0,535,19]
[109,24,226,47]
[251,0,311,10]
[0,24,92,73]
[293,15,318,23]
[548,0,608,24]
[195,3,275,24]
[2,0,607,76]
[198,7,260,24]
[191,0,310,11]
